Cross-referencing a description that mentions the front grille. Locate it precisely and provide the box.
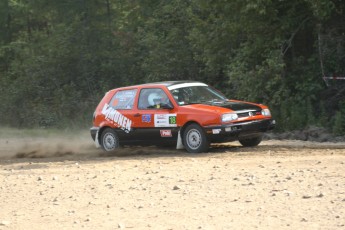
[237,110,261,118]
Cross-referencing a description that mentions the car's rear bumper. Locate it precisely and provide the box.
[204,118,275,141]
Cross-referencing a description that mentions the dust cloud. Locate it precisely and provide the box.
[1,129,345,160]
[0,134,98,159]
[0,130,181,159]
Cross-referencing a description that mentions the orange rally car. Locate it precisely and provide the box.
[90,81,275,153]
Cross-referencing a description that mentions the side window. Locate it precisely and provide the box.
[109,89,137,110]
[138,88,172,109]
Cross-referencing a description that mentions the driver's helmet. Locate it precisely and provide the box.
[148,92,162,106]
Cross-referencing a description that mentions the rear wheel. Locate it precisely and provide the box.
[183,124,209,153]
[100,128,120,151]
[239,135,262,147]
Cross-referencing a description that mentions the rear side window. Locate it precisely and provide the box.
[109,89,137,110]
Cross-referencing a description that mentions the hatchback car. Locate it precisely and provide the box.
[90,81,275,153]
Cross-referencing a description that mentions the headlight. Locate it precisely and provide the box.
[222,113,238,122]
[261,109,271,116]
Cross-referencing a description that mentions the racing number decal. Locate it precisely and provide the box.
[169,116,176,125]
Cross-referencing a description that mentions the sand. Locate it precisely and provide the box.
[0,131,344,229]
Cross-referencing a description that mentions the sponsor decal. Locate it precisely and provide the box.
[142,114,152,123]
[154,114,177,127]
[101,103,132,133]
[160,130,172,137]
[212,129,221,134]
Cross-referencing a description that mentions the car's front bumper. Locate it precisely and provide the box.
[204,118,275,141]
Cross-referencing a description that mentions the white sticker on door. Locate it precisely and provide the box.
[154,114,177,127]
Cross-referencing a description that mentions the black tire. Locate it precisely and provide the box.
[239,135,262,147]
[100,128,120,151]
[183,124,209,153]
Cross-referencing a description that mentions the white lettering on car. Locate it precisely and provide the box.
[117,114,124,127]
[125,119,132,131]
[122,117,127,128]
[101,103,132,133]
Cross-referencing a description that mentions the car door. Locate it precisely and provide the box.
[129,87,179,144]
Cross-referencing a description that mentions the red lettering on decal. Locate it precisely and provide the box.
[160,130,172,137]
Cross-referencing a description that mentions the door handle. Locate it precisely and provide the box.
[133,113,141,117]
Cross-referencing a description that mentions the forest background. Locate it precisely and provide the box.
[0,0,344,135]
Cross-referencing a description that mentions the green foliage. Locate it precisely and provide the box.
[332,101,345,135]
[332,111,343,135]
[273,98,314,131]
[0,0,344,134]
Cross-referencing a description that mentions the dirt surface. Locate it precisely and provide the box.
[0,130,344,229]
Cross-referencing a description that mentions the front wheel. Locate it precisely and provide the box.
[183,124,209,153]
[100,128,120,151]
[239,135,262,147]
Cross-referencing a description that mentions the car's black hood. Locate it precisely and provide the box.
[217,101,262,111]
[184,100,263,112]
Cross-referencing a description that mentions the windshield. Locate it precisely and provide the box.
[169,85,227,106]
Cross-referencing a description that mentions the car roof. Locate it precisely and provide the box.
[112,81,206,91]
